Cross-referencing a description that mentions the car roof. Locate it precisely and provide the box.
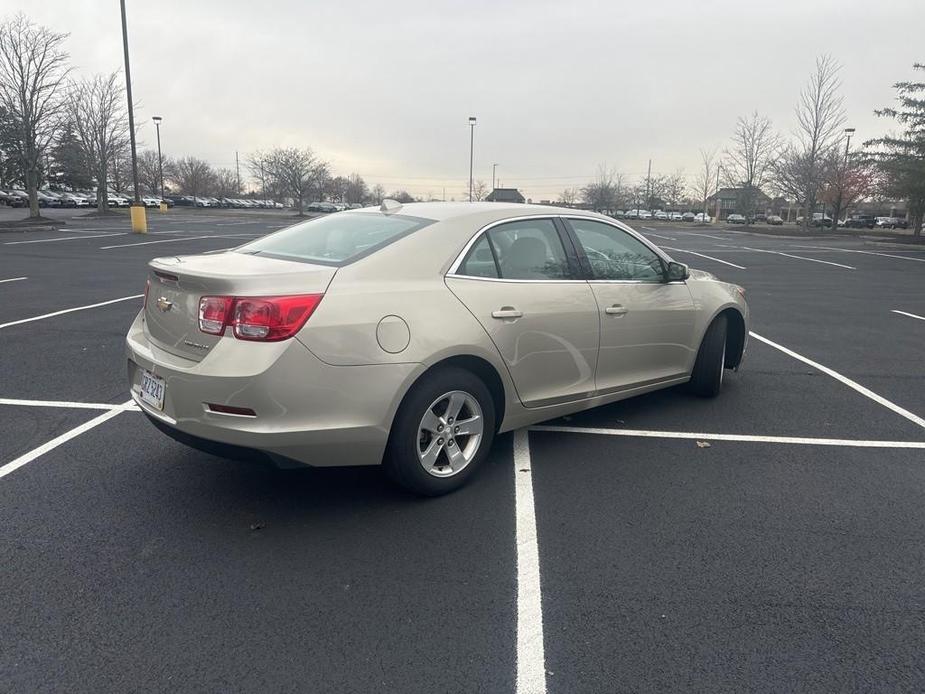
[356,201,609,224]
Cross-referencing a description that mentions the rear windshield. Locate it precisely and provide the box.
[234,212,434,265]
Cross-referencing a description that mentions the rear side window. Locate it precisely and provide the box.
[458,235,499,278]
[235,212,433,265]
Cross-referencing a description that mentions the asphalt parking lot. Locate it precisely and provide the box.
[2,210,924,693]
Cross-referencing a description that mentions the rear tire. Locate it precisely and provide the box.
[688,315,728,398]
[384,367,496,496]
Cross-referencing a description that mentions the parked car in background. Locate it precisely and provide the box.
[810,213,833,228]
[638,210,653,220]
[767,215,784,226]
[669,212,683,221]
[37,191,63,208]
[307,201,338,213]
[694,212,712,223]
[875,216,907,229]
[141,196,162,208]
[681,212,696,222]
[7,190,30,207]
[107,193,130,207]
[751,213,767,224]
[844,215,875,229]
[727,214,746,224]
[653,210,668,221]
[624,209,639,219]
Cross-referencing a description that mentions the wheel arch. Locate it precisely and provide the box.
[717,306,747,368]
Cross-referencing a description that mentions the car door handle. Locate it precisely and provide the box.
[604,304,628,316]
[491,307,523,320]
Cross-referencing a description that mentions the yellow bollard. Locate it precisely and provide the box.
[130,203,148,234]
[159,202,168,214]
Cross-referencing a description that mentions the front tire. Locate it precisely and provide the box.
[384,367,496,496]
[688,314,728,398]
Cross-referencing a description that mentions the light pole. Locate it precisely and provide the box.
[836,127,856,230]
[492,163,498,192]
[468,116,476,202]
[119,0,145,232]
[152,116,164,201]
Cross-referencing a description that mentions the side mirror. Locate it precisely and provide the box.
[666,261,689,282]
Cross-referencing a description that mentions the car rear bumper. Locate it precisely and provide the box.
[125,310,419,468]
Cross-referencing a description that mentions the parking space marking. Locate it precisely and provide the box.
[0,402,131,481]
[793,245,925,264]
[0,294,143,330]
[662,246,746,270]
[531,425,925,448]
[892,309,925,322]
[0,397,139,412]
[0,277,27,284]
[4,233,126,245]
[750,331,925,429]
[514,430,547,694]
[680,232,727,240]
[643,232,676,241]
[100,234,246,249]
[740,246,855,269]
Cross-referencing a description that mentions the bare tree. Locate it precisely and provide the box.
[558,187,579,206]
[213,168,238,197]
[389,190,415,203]
[262,147,327,215]
[68,71,129,212]
[0,14,70,217]
[821,147,874,230]
[774,55,846,231]
[472,179,489,201]
[370,183,385,205]
[693,148,718,219]
[138,149,175,196]
[661,169,687,211]
[725,111,779,224]
[345,173,368,205]
[175,156,216,199]
[582,165,624,213]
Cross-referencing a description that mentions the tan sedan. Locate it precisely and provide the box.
[126,202,748,495]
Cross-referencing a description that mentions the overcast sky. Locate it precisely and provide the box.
[11,0,925,200]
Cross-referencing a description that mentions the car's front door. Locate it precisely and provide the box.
[446,217,600,408]
[563,217,697,395]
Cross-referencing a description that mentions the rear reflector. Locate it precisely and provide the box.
[206,403,257,417]
[198,294,323,341]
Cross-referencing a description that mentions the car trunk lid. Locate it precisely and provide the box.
[144,252,336,361]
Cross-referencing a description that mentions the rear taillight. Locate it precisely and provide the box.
[198,296,234,335]
[198,294,323,341]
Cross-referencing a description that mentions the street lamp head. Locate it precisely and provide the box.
[152,115,162,124]
[468,116,476,125]
[844,127,855,134]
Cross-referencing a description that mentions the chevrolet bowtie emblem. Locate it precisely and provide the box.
[155,296,173,312]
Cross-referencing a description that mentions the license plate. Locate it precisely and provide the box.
[139,369,166,411]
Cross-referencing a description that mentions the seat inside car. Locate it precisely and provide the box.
[503,236,549,279]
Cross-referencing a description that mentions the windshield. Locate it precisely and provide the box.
[234,211,434,265]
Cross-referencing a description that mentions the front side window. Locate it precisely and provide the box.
[235,212,433,265]
[568,218,665,281]
[485,219,571,280]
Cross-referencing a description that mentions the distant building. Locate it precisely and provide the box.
[485,188,525,204]
[706,187,772,220]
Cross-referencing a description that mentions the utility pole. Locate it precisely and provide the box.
[714,164,722,222]
[235,151,241,194]
[468,116,477,202]
[492,163,498,192]
[645,159,652,209]
[120,0,145,232]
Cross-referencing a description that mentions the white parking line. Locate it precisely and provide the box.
[682,233,727,240]
[514,429,547,694]
[0,397,140,411]
[740,246,855,269]
[750,331,925,430]
[644,232,677,241]
[892,310,925,322]
[0,277,27,284]
[530,425,925,448]
[0,403,131,481]
[793,245,925,264]
[0,294,143,330]
[100,234,246,249]
[662,247,746,270]
[4,233,125,245]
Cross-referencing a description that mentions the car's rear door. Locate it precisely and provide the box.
[446,217,600,408]
[562,217,697,395]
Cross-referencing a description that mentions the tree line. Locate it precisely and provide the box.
[568,57,924,237]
